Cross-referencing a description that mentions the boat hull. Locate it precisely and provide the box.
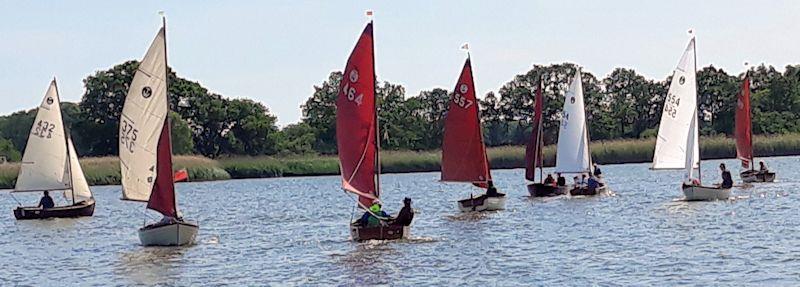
[14,199,95,220]
[682,184,732,201]
[527,183,567,197]
[569,185,607,196]
[349,224,409,242]
[457,194,506,212]
[138,220,199,246]
[740,170,775,183]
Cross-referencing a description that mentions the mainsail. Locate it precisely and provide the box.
[119,25,177,218]
[15,80,70,192]
[524,80,544,182]
[336,22,378,208]
[555,69,591,174]
[735,75,753,170]
[653,38,699,170]
[441,57,491,186]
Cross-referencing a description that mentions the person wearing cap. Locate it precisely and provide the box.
[391,197,414,226]
[356,199,390,227]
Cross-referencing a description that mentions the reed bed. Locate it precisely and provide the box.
[1,134,798,189]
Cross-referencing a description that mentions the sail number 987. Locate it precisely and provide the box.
[120,119,139,153]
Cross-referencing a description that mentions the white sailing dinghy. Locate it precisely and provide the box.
[652,36,731,201]
[555,69,607,196]
[735,74,775,183]
[119,18,198,246]
[441,54,506,212]
[13,80,95,220]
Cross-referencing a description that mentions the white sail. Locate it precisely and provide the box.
[555,69,592,174]
[64,138,93,200]
[14,80,70,192]
[119,28,168,202]
[685,109,700,180]
[653,38,699,170]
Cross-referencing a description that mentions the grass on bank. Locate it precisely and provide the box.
[1,133,799,189]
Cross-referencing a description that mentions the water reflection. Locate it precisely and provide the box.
[116,247,189,285]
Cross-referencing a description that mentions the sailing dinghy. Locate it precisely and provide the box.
[653,36,731,201]
[526,80,566,197]
[119,18,198,246]
[736,75,775,183]
[441,56,506,212]
[555,69,607,196]
[337,21,412,241]
[12,79,95,220]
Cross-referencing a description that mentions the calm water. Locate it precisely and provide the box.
[1,156,800,286]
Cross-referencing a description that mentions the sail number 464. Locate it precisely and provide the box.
[120,119,138,153]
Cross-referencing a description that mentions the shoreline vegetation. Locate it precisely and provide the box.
[1,133,799,189]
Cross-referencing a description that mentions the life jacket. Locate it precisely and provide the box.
[367,204,383,226]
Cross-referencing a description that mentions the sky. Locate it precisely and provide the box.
[1,1,798,126]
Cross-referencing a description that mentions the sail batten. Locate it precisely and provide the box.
[441,57,492,186]
[653,38,699,171]
[336,22,378,208]
[555,69,592,174]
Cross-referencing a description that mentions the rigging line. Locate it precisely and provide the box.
[343,188,391,221]
[9,193,22,206]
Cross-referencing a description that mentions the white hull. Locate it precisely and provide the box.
[138,221,199,246]
[458,196,506,212]
[682,185,731,201]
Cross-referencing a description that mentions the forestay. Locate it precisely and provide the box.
[653,38,699,170]
[15,81,70,192]
[119,28,168,203]
[555,69,591,174]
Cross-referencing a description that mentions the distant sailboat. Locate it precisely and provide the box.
[526,80,565,197]
[736,75,775,183]
[441,55,506,212]
[653,36,731,201]
[12,79,95,219]
[337,21,411,241]
[555,69,606,196]
[119,17,198,246]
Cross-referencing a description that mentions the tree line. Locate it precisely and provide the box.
[1,61,799,161]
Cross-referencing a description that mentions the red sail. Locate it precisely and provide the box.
[735,75,753,169]
[148,118,177,218]
[525,81,544,181]
[441,57,491,185]
[336,22,378,208]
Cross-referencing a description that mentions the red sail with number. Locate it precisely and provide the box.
[525,80,544,182]
[441,57,491,186]
[735,75,753,169]
[336,22,378,208]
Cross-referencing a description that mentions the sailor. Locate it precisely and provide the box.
[556,173,566,186]
[579,174,587,187]
[392,197,414,226]
[357,199,389,227]
[486,181,501,197]
[587,175,600,192]
[719,163,733,188]
[593,163,603,177]
[572,176,580,187]
[543,174,556,186]
[38,190,55,209]
[759,161,768,172]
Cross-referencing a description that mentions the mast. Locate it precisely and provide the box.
[579,69,594,173]
[692,36,702,183]
[470,54,492,184]
[370,20,380,200]
[54,79,76,205]
[536,78,544,183]
[162,15,178,215]
[745,72,754,171]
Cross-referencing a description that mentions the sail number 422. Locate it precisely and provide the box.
[32,120,56,139]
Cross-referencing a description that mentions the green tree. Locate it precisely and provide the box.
[222,99,280,156]
[301,72,341,154]
[276,123,317,155]
[0,138,21,162]
[169,112,194,155]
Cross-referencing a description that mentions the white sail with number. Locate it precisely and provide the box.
[653,38,699,170]
[119,28,168,202]
[555,69,592,174]
[15,81,70,192]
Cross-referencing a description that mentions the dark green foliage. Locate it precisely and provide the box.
[0,138,21,162]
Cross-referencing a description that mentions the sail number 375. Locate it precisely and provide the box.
[120,119,139,153]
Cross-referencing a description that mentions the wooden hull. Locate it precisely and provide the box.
[740,170,775,183]
[682,184,732,201]
[349,224,409,242]
[457,194,506,212]
[138,220,199,246]
[527,183,567,197]
[14,199,95,220]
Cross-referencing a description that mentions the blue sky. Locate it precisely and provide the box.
[1,1,798,125]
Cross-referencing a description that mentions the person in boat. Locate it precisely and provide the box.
[718,163,733,188]
[587,175,600,192]
[391,197,414,227]
[356,199,390,227]
[38,190,55,209]
[593,164,603,178]
[556,173,566,186]
[543,174,555,186]
[759,161,768,173]
[572,176,580,187]
[579,174,587,187]
[485,181,502,197]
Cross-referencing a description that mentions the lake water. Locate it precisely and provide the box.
[1,156,799,286]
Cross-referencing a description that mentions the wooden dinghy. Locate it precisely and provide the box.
[11,80,95,220]
[740,170,776,183]
[735,74,775,183]
[525,80,566,197]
